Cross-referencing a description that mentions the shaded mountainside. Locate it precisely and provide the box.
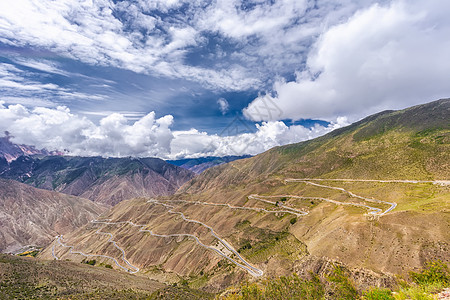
[39,99,449,292]
[0,156,195,206]
[167,155,251,174]
[0,179,105,253]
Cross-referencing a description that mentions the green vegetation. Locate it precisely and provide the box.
[392,260,449,300]
[326,265,359,299]
[0,254,213,299]
[222,273,324,300]
[289,217,297,225]
[362,288,394,300]
[237,241,252,253]
[409,260,449,285]
[83,259,97,266]
[17,250,40,257]
[221,261,449,300]
[222,266,359,300]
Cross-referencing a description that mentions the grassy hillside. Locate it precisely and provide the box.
[181,99,449,194]
[0,254,214,299]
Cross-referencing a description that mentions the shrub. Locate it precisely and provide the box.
[362,288,394,300]
[289,217,297,225]
[409,260,449,285]
[238,241,252,253]
[327,265,358,300]
[84,259,96,266]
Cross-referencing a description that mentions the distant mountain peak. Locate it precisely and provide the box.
[0,132,59,162]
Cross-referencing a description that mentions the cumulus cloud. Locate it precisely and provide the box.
[244,0,450,122]
[217,98,229,115]
[0,103,346,159]
[0,102,174,157]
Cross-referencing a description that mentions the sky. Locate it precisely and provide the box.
[0,0,449,159]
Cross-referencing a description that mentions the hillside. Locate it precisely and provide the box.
[0,156,195,206]
[39,99,449,292]
[182,98,449,193]
[0,179,105,253]
[0,253,214,299]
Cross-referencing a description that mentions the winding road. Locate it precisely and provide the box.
[50,177,434,276]
[52,233,139,273]
[284,179,397,215]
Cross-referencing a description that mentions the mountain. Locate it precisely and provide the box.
[0,133,58,163]
[0,156,195,206]
[183,98,449,192]
[0,179,105,253]
[39,99,449,291]
[167,155,251,174]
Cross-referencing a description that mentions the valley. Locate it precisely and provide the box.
[1,99,449,298]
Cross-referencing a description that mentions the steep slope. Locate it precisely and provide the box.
[1,156,195,206]
[40,99,449,291]
[181,98,449,193]
[0,179,105,253]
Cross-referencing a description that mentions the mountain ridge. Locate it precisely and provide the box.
[0,156,196,206]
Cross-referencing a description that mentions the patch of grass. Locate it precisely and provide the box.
[409,260,449,285]
[222,273,324,300]
[363,288,395,300]
[17,250,39,257]
[326,265,359,300]
[83,259,96,266]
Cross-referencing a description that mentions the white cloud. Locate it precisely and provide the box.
[217,98,229,115]
[0,103,345,159]
[0,0,381,92]
[0,62,106,105]
[0,0,261,90]
[244,0,450,122]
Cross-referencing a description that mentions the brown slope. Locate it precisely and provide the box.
[0,178,105,253]
[78,168,190,206]
[1,156,196,206]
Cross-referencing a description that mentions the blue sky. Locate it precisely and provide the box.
[0,0,449,158]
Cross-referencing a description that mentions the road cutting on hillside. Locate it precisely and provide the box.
[50,178,442,277]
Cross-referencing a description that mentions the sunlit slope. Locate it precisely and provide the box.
[181,98,449,194]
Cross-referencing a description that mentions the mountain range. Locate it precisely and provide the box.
[0,133,57,163]
[0,156,195,206]
[37,99,449,293]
